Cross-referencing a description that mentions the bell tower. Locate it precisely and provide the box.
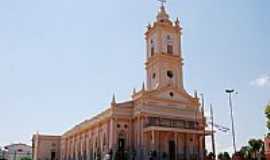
[145,4,184,91]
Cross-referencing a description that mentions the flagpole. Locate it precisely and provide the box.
[210,104,216,160]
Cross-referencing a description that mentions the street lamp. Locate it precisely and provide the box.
[225,89,237,154]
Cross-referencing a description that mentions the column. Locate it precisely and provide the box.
[109,118,117,150]
[158,131,160,159]
[33,134,39,160]
[139,115,143,160]
[107,121,110,153]
[114,118,117,149]
[129,118,132,149]
[196,135,199,160]
[141,115,145,159]
[184,134,187,160]
[174,132,177,160]
[152,130,155,151]
[199,135,204,160]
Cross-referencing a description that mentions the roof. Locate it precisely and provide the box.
[4,143,31,149]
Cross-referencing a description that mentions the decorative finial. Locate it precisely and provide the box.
[194,90,198,98]
[133,88,136,95]
[156,0,169,22]
[175,17,180,25]
[147,23,151,30]
[158,0,167,7]
[111,93,116,104]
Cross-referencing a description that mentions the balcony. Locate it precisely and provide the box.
[144,117,203,131]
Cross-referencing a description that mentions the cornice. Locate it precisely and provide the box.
[145,54,183,69]
[145,22,181,38]
[62,108,112,138]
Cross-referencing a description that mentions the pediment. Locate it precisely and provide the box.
[144,86,198,105]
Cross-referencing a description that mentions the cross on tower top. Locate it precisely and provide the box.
[158,0,167,7]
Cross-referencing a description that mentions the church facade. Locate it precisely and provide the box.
[33,5,208,160]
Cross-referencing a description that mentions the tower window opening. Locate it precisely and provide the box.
[167,45,173,55]
[152,73,156,79]
[150,40,155,56]
[151,47,155,56]
[103,134,106,146]
[167,71,174,79]
[167,35,173,54]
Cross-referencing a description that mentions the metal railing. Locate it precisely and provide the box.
[144,117,203,130]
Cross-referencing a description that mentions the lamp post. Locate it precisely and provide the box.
[225,89,237,154]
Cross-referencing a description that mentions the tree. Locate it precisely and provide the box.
[232,152,245,160]
[217,152,231,160]
[248,139,264,160]
[218,153,223,160]
[223,152,231,160]
[206,152,215,160]
[239,146,252,159]
[265,103,270,135]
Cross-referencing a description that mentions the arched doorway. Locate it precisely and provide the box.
[168,133,176,160]
[116,130,127,160]
[168,140,176,160]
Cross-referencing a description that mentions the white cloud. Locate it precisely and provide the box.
[250,74,270,87]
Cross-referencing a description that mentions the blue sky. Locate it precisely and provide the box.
[0,0,269,154]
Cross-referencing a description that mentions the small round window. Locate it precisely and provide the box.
[167,71,174,78]
[169,92,174,97]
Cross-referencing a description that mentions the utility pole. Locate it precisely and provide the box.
[225,89,237,154]
[200,94,206,160]
[14,150,17,160]
[210,104,216,160]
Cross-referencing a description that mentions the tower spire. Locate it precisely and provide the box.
[156,0,170,22]
[158,0,167,7]
[111,93,116,104]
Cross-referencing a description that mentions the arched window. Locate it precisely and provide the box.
[167,45,173,54]
[167,35,173,55]
[150,40,155,56]
[103,134,106,146]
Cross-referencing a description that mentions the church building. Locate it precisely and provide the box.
[33,4,209,160]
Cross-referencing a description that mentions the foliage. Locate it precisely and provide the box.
[217,152,231,160]
[265,103,270,118]
[248,138,264,159]
[237,138,265,160]
[207,152,215,160]
[20,157,32,160]
[265,103,270,133]
[239,146,251,159]
[223,152,231,160]
[232,152,245,160]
